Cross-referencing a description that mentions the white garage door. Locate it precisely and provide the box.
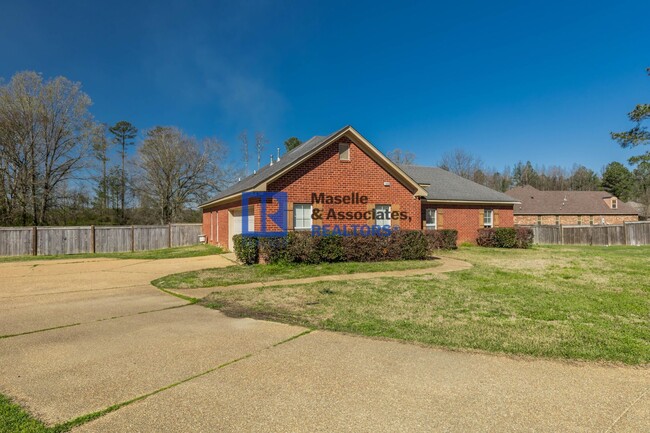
[229,206,254,251]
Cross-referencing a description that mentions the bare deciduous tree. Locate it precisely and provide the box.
[387,148,416,165]
[133,126,226,224]
[438,149,483,180]
[255,131,267,170]
[0,71,94,225]
[239,130,249,175]
[91,123,110,212]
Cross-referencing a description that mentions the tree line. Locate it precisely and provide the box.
[428,147,648,206]
[0,71,232,226]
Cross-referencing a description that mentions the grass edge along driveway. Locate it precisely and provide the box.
[0,244,223,263]
[202,245,650,365]
[151,259,442,290]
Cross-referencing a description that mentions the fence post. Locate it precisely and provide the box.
[32,226,38,256]
[131,225,135,252]
[559,225,564,245]
[90,225,96,253]
[168,223,172,248]
[624,222,629,245]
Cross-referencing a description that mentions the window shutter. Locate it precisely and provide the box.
[479,209,484,227]
[287,202,294,230]
[494,210,500,227]
[392,204,400,228]
[339,142,350,161]
[437,209,444,229]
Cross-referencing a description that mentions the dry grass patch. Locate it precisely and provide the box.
[204,245,650,364]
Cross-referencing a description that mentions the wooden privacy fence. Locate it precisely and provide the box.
[0,224,202,257]
[527,222,650,246]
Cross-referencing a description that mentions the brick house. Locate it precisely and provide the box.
[506,185,639,226]
[200,126,518,249]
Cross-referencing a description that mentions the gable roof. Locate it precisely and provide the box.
[398,165,519,204]
[200,126,428,208]
[506,185,639,215]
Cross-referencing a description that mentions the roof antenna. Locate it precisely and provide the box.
[270,155,273,166]
[277,147,280,162]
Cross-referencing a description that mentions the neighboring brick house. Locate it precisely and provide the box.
[200,126,519,249]
[506,185,639,226]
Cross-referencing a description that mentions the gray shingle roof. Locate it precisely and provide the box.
[506,186,639,215]
[201,125,518,207]
[398,165,519,203]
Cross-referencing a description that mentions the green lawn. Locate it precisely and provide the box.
[0,394,49,433]
[203,245,650,364]
[152,259,440,290]
[0,244,223,263]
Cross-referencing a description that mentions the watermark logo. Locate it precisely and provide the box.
[242,191,287,237]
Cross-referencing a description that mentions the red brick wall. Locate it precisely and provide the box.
[422,204,515,243]
[202,201,239,248]
[268,136,421,230]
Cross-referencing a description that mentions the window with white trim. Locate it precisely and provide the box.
[612,198,618,209]
[483,209,493,228]
[375,204,391,227]
[425,208,437,229]
[293,204,312,230]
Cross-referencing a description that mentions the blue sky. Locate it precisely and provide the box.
[1,0,648,173]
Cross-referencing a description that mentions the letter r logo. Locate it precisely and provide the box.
[241,192,287,237]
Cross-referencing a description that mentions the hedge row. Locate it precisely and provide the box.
[476,227,534,249]
[232,229,457,265]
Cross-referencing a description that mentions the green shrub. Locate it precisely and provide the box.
[259,237,290,264]
[237,229,446,265]
[286,231,320,264]
[476,227,534,249]
[494,227,517,248]
[392,230,429,260]
[340,234,390,262]
[423,229,458,250]
[315,235,345,262]
[233,234,258,264]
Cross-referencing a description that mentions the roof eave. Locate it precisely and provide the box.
[199,193,243,209]
[425,199,520,205]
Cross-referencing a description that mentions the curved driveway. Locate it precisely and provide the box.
[0,255,647,432]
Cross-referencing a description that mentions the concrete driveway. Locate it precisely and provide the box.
[0,256,648,432]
